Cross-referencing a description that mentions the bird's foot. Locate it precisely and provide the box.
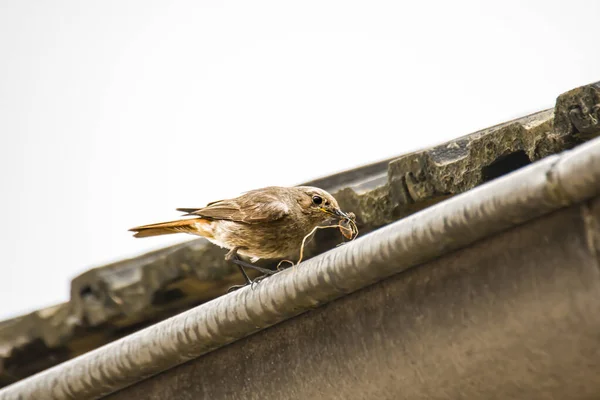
[227,284,248,293]
[227,273,272,293]
[224,247,276,293]
[250,273,275,290]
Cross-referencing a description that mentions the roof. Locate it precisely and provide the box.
[0,80,599,399]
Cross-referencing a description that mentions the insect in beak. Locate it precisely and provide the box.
[338,211,358,240]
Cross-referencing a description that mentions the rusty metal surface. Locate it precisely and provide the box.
[2,130,600,399]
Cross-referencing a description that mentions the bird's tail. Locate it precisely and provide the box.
[129,218,212,238]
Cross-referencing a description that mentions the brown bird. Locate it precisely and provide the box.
[129,186,354,290]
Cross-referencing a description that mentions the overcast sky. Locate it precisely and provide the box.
[1,0,599,320]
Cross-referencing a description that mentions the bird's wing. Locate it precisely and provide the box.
[176,190,290,224]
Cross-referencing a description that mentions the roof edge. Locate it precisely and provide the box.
[2,137,600,400]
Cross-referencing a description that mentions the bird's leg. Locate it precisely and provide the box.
[225,249,276,275]
[233,258,277,275]
[225,248,276,293]
[225,247,253,292]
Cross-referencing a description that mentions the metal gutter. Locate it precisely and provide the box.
[2,137,600,400]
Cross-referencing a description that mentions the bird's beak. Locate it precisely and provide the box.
[319,207,349,219]
[333,208,349,219]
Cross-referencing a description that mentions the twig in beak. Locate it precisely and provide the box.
[297,224,344,265]
[295,214,359,266]
[276,259,295,271]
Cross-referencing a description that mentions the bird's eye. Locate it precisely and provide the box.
[312,195,323,205]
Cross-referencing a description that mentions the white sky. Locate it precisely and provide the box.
[1,0,599,320]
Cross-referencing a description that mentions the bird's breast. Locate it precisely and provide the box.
[212,218,316,260]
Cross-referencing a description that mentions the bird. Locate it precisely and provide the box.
[129,186,354,290]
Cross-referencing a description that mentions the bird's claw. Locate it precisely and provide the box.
[227,284,247,293]
[227,272,274,293]
[250,274,272,290]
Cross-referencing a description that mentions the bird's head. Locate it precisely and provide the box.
[295,186,349,222]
